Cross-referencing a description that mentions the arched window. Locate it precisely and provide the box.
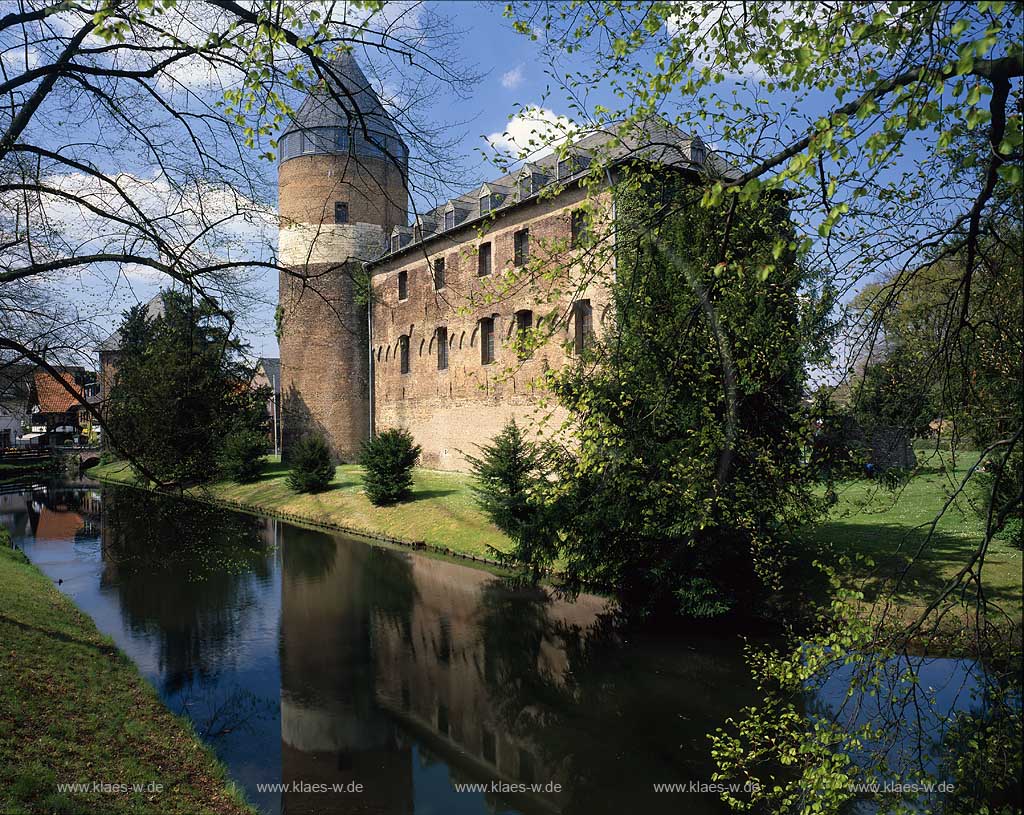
[572,300,593,355]
[399,335,410,374]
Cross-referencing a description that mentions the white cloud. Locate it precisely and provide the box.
[1,45,39,71]
[501,65,524,90]
[2,171,276,283]
[485,106,577,160]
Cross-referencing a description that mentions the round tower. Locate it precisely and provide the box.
[277,53,408,461]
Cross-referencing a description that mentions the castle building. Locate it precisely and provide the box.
[278,54,709,470]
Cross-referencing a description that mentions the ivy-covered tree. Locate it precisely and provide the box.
[539,172,828,619]
[498,2,1021,809]
[106,291,268,485]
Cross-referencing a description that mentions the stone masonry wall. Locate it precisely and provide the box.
[279,151,402,462]
[370,186,613,470]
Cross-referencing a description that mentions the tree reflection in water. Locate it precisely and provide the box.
[287,538,760,815]
[101,486,274,694]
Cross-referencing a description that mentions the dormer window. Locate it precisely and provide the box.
[518,176,532,200]
[691,137,707,166]
[479,194,491,215]
[391,234,400,253]
[557,152,589,180]
[445,209,455,230]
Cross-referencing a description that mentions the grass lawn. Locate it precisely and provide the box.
[92,449,1021,623]
[0,536,255,815]
[92,458,511,560]
[803,447,1023,622]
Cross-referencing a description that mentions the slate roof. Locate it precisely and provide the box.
[280,51,407,162]
[378,117,737,264]
[259,357,281,392]
[33,371,83,414]
[98,292,166,353]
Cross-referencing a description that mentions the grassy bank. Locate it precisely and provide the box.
[92,452,1020,620]
[92,458,512,560]
[0,535,255,815]
[804,448,1022,621]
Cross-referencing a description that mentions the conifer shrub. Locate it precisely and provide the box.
[466,419,555,569]
[217,428,267,483]
[287,434,334,493]
[360,428,421,505]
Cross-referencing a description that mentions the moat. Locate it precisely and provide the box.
[1,479,987,815]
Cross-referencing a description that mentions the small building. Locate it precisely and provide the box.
[98,292,166,400]
[29,371,92,447]
[253,357,282,453]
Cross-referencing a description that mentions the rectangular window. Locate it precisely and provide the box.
[391,234,399,253]
[573,299,593,355]
[433,257,445,290]
[513,228,529,266]
[397,270,408,301]
[479,194,491,215]
[400,335,410,374]
[334,202,349,224]
[571,208,589,247]
[445,209,455,230]
[480,317,495,365]
[557,156,575,179]
[336,129,350,152]
[436,327,448,370]
[478,242,492,276]
[518,176,531,200]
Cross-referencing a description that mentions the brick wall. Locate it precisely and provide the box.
[370,186,614,470]
[279,151,403,461]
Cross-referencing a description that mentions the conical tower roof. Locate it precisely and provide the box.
[280,51,406,164]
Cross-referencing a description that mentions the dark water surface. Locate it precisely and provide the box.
[3,479,761,815]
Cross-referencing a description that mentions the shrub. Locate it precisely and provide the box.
[360,428,421,505]
[287,434,334,493]
[974,450,1023,549]
[218,428,266,483]
[466,419,555,569]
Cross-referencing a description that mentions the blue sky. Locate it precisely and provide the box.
[101,1,590,361]
[63,0,1017,373]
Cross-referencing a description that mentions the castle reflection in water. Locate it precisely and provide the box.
[9,481,753,815]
